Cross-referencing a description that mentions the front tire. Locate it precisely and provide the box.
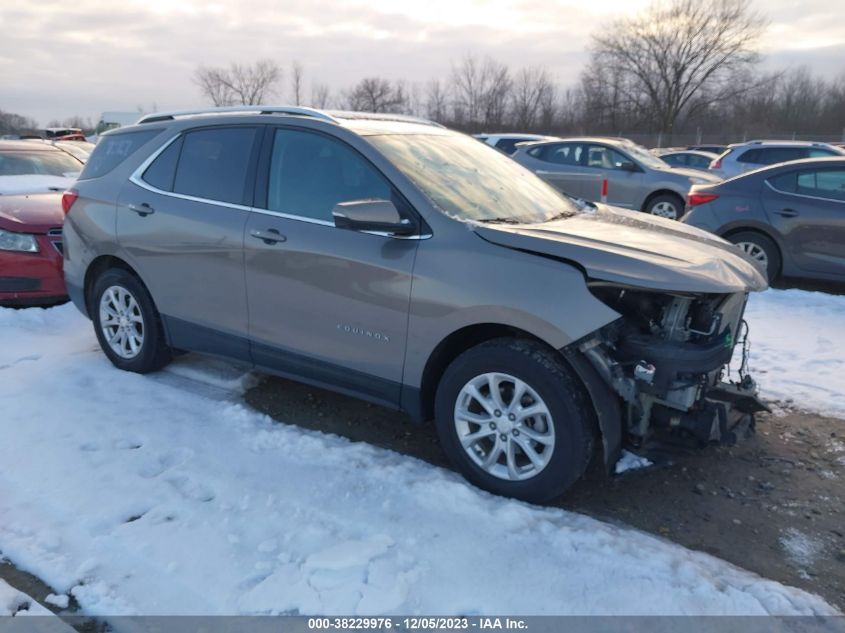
[645,193,684,220]
[91,269,172,373]
[434,338,594,503]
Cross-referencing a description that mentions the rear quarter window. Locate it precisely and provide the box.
[80,129,161,179]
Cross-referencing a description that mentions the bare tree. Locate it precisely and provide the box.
[290,61,304,106]
[588,0,766,138]
[424,79,450,122]
[511,66,554,130]
[1,110,39,135]
[193,60,282,106]
[451,54,512,130]
[344,77,408,112]
[310,82,332,109]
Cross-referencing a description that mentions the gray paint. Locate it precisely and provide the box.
[64,113,766,417]
[683,157,845,283]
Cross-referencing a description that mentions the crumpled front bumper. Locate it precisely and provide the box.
[570,286,768,472]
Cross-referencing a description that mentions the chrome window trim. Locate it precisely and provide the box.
[764,178,845,205]
[129,134,432,238]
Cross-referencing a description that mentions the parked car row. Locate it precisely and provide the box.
[511,136,720,219]
[0,140,81,306]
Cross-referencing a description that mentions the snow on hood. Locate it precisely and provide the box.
[474,204,767,294]
[0,174,77,196]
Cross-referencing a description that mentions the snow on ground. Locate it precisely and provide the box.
[739,288,845,418]
[0,578,52,616]
[1,290,842,617]
[614,450,653,474]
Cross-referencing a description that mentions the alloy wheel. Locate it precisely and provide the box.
[99,285,145,359]
[735,241,769,268]
[650,201,679,219]
[454,372,555,481]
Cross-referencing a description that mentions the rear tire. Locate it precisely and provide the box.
[434,338,594,503]
[645,193,684,220]
[726,231,781,282]
[91,269,172,373]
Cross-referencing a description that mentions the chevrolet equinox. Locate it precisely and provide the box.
[63,106,768,502]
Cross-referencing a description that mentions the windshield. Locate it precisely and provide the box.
[625,143,669,170]
[368,132,579,223]
[0,149,82,177]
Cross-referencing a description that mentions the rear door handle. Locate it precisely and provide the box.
[249,228,286,245]
[776,208,799,218]
[128,202,155,217]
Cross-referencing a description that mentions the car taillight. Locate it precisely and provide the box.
[709,158,721,169]
[687,192,719,207]
[61,189,78,215]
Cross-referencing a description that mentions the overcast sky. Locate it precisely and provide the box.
[2,0,844,126]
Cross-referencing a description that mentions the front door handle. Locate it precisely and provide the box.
[776,208,799,218]
[128,202,155,217]
[249,228,286,245]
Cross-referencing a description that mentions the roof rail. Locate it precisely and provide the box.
[136,106,338,125]
[327,110,445,129]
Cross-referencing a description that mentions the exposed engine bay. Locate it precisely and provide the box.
[579,283,768,452]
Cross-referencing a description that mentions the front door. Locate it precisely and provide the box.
[581,144,644,208]
[244,127,419,406]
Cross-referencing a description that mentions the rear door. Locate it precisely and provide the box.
[243,126,420,406]
[763,167,845,276]
[117,125,261,359]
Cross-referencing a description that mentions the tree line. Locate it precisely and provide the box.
[191,0,844,144]
[3,0,843,144]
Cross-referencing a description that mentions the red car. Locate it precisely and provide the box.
[0,140,82,306]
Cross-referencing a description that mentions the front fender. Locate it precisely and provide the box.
[403,233,621,387]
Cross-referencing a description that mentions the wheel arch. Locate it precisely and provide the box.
[407,322,606,468]
[719,225,785,277]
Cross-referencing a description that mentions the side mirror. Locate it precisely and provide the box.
[332,199,415,236]
[619,160,638,172]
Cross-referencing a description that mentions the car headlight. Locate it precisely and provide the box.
[0,229,39,253]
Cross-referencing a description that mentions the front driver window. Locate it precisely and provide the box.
[586,145,630,170]
[267,129,392,222]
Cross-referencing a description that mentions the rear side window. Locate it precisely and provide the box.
[662,154,685,167]
[767,171,797,193]
[736,149,761,164]
[533,143,584,165]
[494,138,520,154]
[761,147,807,164]
[80,129,160,179]
[172,127,258,205]
[141,137,183,192]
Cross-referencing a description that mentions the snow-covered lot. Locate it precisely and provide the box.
[1,288,843,616]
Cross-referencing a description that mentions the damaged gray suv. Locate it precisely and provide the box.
[63,106,768,502]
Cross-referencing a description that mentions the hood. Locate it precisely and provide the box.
[659,166,721,183]
[474,205,767,294]
[0,192,64,233]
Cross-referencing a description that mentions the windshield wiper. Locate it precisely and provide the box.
[479,217,524,224]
